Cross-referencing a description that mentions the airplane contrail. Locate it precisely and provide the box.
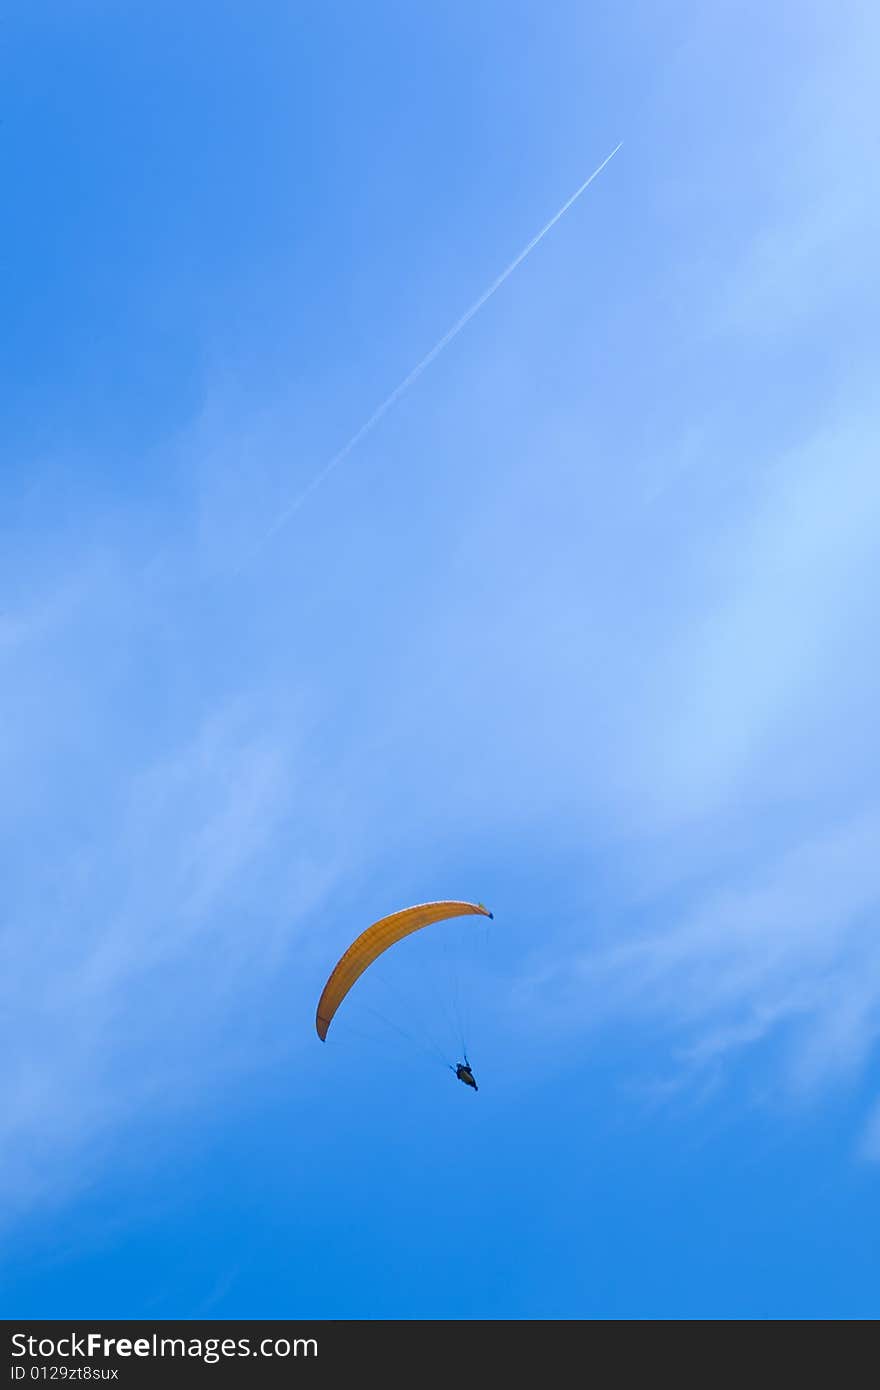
[251,140,623,557]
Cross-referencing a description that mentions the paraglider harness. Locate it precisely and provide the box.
[452,1057,478,1091]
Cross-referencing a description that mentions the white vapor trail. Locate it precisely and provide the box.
[251,141,623,556]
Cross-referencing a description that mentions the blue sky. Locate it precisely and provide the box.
[2,1,879,1319]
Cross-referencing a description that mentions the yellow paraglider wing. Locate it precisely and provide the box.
[316,900,493,1040]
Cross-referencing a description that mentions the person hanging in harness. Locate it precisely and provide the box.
[454,1058,478,1091]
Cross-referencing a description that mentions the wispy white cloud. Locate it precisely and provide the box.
[612,409,880,831]
[523,808,880,1090]
[719,7,880,340]
[498,8,880,1132]
[0,550,344,1218]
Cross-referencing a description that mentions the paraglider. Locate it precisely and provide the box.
[315,899,494,1088]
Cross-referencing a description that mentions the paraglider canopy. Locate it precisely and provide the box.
[315,899,493,1040]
